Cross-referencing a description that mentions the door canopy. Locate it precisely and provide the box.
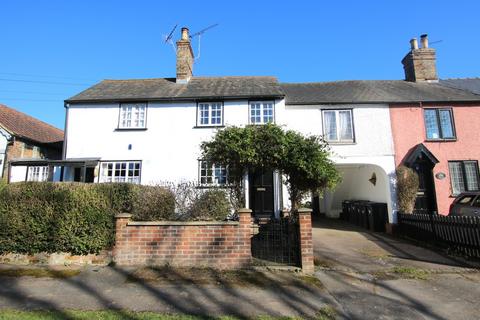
[403,143,439,167]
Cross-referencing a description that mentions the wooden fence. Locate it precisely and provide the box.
[397,213,480,259]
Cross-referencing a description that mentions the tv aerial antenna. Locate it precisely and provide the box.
[189,23,219,60]
[163,24,178,54]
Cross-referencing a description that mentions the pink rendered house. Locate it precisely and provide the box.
[390,35,480,215]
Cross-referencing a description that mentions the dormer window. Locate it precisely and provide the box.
[119,103,147,129]
[249,101,274,124]
[197,102,223,127]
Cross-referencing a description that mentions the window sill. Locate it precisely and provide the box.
[115,128,148,132]
[425,138,456,142]
[327,141,356,145]
[196,184,232,189]
[193,125,225,129]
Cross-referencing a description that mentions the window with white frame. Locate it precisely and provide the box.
[27,166,49,182]
[119,103,147,129]
[249,101,274,124]
[99,161,141,184]
[448,161,480,195]
[424,108,455,140]
[322,109,354,143]
[197,102,223,126]
[199,161,228,185]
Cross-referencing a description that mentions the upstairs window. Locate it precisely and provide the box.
[199,161,228,185]
[322,109,354,143]
[424,108,455,140]
[99,161,141,184]
[250,101,274,124]
[197,102,223,126]
[119,103,147,129]
[27,166,49,182]
[448,161,480,195]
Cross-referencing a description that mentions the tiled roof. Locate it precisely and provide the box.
[439,78,480,95]
[281,80,480,105]
[0,104,64,144]
[67,76,284,102]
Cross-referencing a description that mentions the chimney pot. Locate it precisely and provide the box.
[420,34,428,48]
[410,38,418,50]
[181,27,190,41]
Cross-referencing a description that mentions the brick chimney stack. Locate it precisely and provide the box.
[176,27,194,83]
[401,34,438,82]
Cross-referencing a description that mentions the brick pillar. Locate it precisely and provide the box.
[237,208,253,266]
[297,208,314,274]
[114,213,132,262]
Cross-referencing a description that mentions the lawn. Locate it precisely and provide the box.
[0,309,337,320]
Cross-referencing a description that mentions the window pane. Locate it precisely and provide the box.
[263,103,273,123]
[211,104,222,124]
[425,110,440,139]
[439,110,454,138]
[323,111,338,141]
[339,110,353,141]
[449,162,465,195]
[250,103,261,124]
[464,162,479,191]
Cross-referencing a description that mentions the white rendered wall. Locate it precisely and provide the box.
[9,166,27,182]
[65,100,274,184]
[277,103,397,219]
[65,100,398,219]
[0,130,9,178]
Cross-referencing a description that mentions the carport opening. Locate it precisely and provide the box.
[316,163,392,222]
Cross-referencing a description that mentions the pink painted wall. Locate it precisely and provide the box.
[390,103,480,214]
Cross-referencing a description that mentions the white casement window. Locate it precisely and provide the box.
[27,166,49,182]
[99,161,141,184]
[322,109,354,143]
[197,102,223,126]
[119,103,147,129]
[448,161,480,196]
[199,161,228,185]
[249,101,274,124]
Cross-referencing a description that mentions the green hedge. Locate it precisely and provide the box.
[0,182,175,255]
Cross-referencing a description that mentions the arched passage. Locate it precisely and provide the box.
[319,163,395,222]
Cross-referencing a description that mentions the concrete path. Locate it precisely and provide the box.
[313,218,480,320]
[0,265,337,319]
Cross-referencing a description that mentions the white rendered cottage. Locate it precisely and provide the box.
[59,27,398,221]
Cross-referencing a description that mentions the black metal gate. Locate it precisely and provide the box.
[251,216,300,266]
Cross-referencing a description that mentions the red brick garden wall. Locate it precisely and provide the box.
[113,209,252,269]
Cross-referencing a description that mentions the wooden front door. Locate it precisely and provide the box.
[412,159,437,214]
[249,169,274,218]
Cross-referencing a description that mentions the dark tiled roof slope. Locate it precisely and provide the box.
[67,76,284,102]
[281,80,480,105]
[439,78,480,95]
[0,104,64,144]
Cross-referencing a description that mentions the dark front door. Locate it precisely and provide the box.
[412,159,437,214]
[249,169,274,218]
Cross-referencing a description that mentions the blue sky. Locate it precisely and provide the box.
[1,0,479,129]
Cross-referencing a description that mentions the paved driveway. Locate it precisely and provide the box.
[313,218,480,320]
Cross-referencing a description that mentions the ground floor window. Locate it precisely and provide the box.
[99,161,141,184]
[27,166,49,182]
[448,160,480,195]
[199,161,228,185]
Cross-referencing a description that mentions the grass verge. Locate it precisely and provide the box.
[0,268,80,278]
[0,309,337,320]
